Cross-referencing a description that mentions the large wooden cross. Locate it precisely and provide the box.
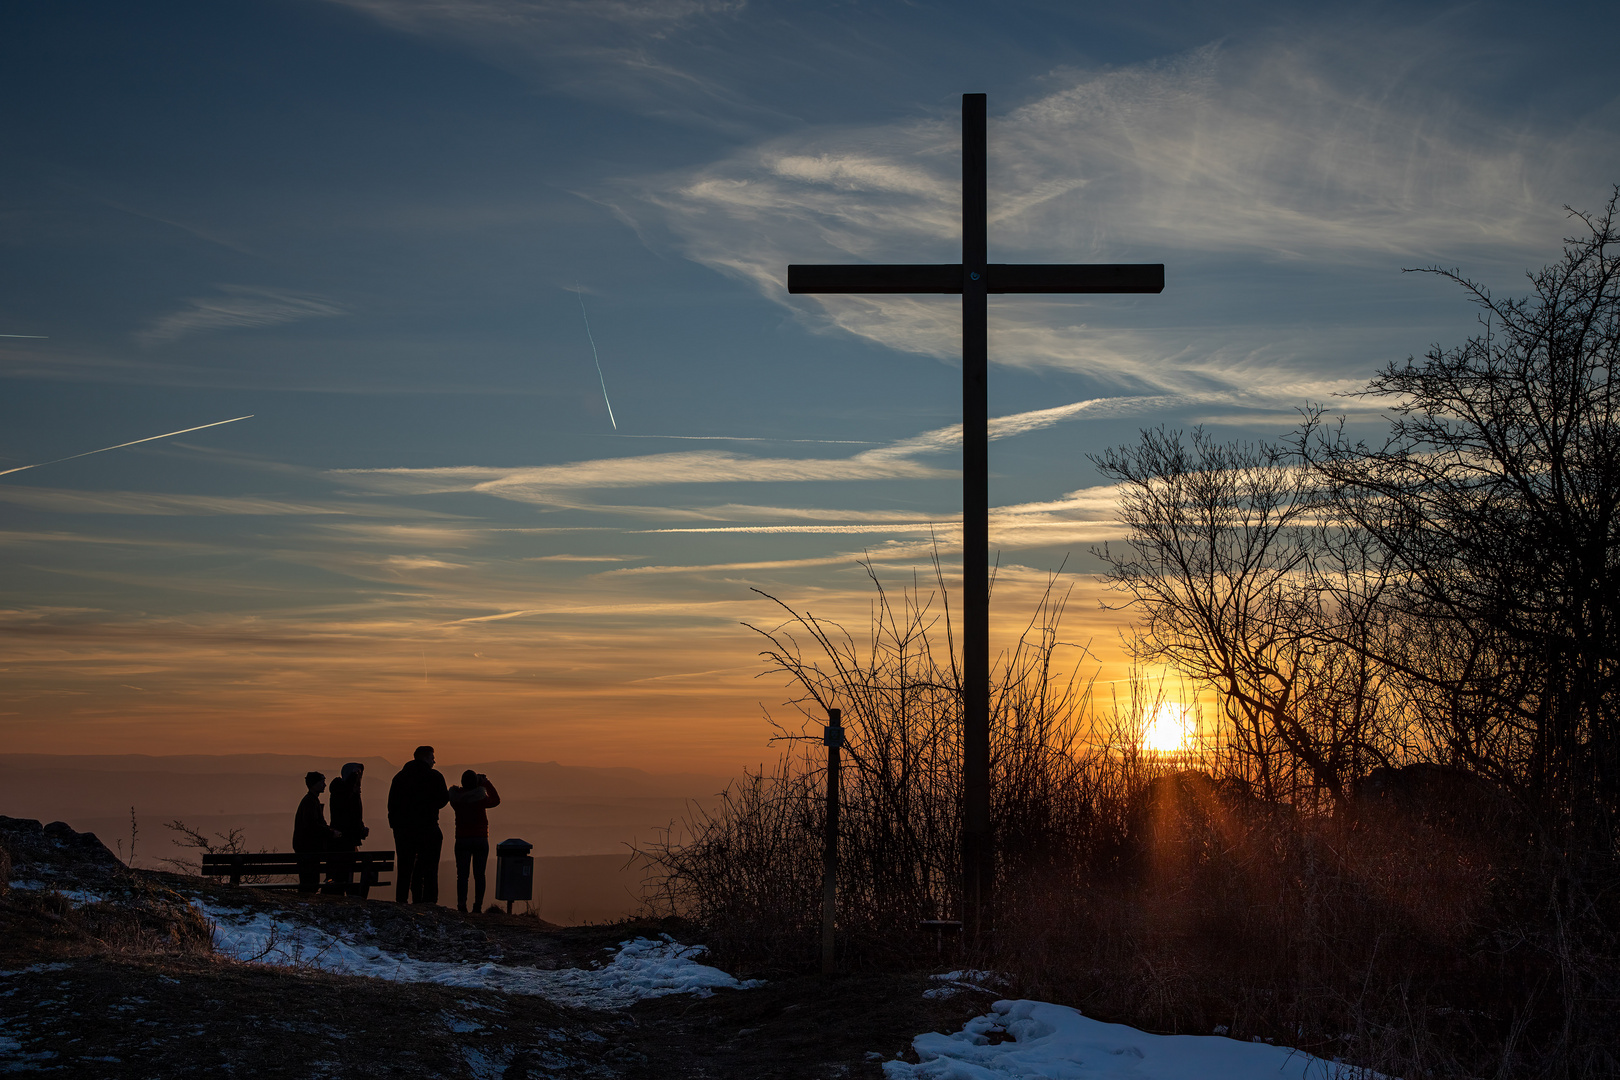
[788,93,1164,939]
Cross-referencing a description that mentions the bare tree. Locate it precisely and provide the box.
[1305,191,1620,831]
[1093,429,1399,807]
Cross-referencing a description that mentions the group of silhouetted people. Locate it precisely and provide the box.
[292,745,500,912]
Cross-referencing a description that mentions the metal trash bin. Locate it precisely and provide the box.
[495,838,534,912]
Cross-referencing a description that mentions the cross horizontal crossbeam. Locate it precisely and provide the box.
[788,263,1164,295]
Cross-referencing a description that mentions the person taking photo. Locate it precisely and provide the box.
[447,769,501,914]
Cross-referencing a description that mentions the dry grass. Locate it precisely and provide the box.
[1,880,215,966]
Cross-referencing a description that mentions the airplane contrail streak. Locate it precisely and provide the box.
[0,415,255,478]
[0,334,49,338]
[576,287,617,431]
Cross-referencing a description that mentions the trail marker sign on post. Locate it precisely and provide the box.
[787,93,1164,941]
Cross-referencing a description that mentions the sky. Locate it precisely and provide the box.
[2,0,1617,774]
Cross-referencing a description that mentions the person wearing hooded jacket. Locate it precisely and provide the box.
[326,762,369,894]
[387,746,449,904]
[447,770,501,913]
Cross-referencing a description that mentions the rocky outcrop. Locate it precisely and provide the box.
[0,815,127,888]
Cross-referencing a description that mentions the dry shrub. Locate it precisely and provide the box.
[644,768,823,972]
[995,764,1617,1078]
[642,568,1618,1077]
[9,880,215,960]
[642,561,1100,972]
[73,881,216,957]
[1001,777,1478,1072]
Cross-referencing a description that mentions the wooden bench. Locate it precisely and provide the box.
[201,851,394,899]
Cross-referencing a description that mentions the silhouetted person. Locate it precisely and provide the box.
[292,771,336,894]
[327,762,369,894]
[388,745,448,904]
[448,770,501,913]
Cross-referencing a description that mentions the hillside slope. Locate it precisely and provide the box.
[0,815,986,1078]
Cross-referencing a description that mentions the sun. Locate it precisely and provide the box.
[1143,703,1193,754]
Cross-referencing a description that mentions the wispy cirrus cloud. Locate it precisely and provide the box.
[642,35,1590,272]
[638,522,952,535]
[630,466,1137,544]
[379,555,467,572]
[333,447,950,503]
[0,530,223,551]
[866,395,1190,461]
[310,523,488,547]
[0,486,463,519]
[526,553,631,562]
[604,539,944,576]
[640,504,955,524]
[136,286,344,347]
[639,482,1137,549]
[329,394,1213,515]
[618,27,1615,387]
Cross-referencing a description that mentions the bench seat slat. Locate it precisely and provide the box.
[201,851,395,896]
[202,851,394,869]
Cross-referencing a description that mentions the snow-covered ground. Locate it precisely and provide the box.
[886,999,1373,1080]
[194,901,762,1009]
[8,880,108,906]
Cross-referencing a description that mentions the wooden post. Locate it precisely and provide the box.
[821,707,843,976]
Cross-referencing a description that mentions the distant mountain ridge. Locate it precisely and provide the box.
[0,754,732,801]
[0,753,400,777]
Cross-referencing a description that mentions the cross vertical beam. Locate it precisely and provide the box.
[785,94,1163,946]
[960,93,991,941]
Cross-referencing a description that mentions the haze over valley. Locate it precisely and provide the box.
[1,753,727,923]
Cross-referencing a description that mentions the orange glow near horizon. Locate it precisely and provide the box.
[2,567,1139,776]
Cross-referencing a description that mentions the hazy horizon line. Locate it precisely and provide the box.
[0,750,733,780]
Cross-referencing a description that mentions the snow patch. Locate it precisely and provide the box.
[7,881,107,906]
[925,969,1007,999]
[195,901,761,1008]
[460,1046,511,1080]
[886,999,1373,1080]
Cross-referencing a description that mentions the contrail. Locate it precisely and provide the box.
[0,415,254,478]
[576,286,617,431]
[0,334,48,338]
